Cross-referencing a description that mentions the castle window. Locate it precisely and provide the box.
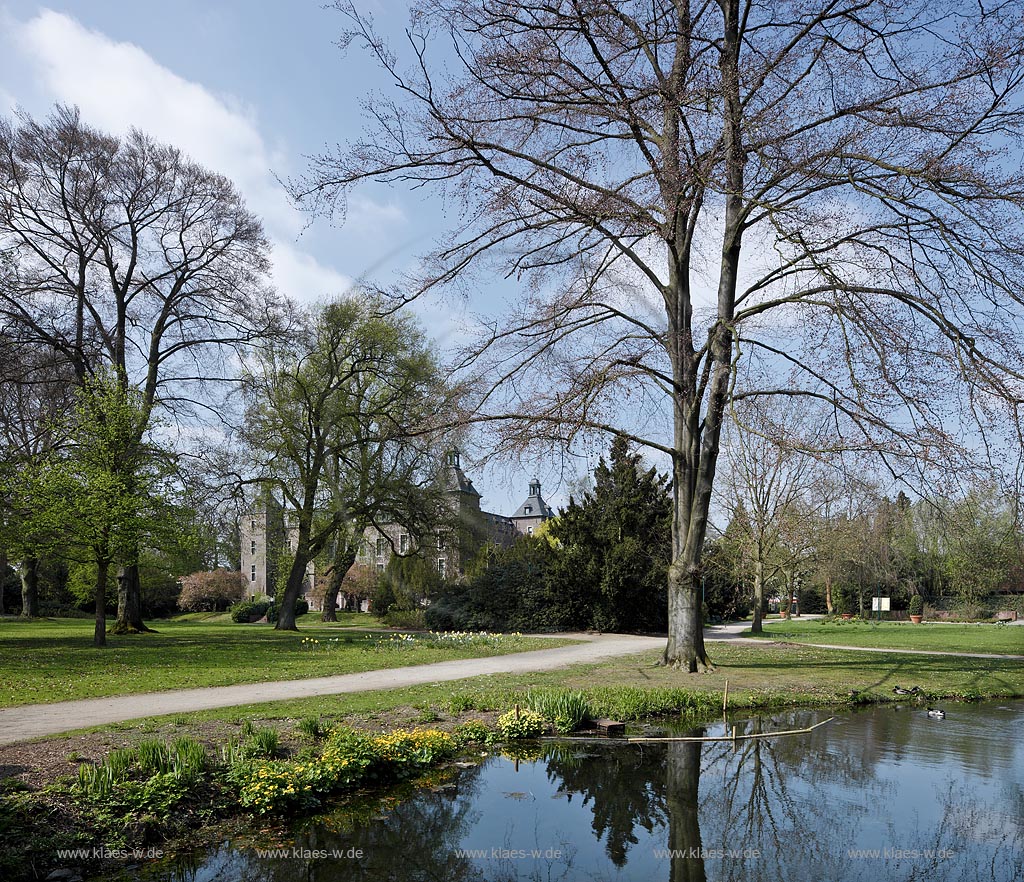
[437,533,445,551]
[250,565,256,584]
[524,505,532,514]
[437,558,447,578]
[400,533,409,554]
[250,539,256,556]
[250,519,257,531]
[376,563,385,573]
[376,537,387,557]
[528,526,534,535]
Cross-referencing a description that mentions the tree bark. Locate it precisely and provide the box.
[94,557,109,647]
[824,574,833,615]
[663,559,711,671]
[110,562,154,633]
[19,556,40,618]
[321,542,359,623]
[275,551,314,631]
[751,557,764,634]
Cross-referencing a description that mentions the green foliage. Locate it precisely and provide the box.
[429,438,671,633]
[451,719,491,746]
[373,553,442,617]
[233,725,458,814]
[296,716,328,740]
[230,600,270,622]
[496,707,547,739]
[526,689,592,733]
[243,727,280,760]
[266,596,310,622]
[908,594,924,616]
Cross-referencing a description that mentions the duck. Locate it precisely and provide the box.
[926,708,946,719]
[893,686,913,695]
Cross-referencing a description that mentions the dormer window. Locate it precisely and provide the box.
[524,505,532,514]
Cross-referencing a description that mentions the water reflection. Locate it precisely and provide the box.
[124,702,1024,882]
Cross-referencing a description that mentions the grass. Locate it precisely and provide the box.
[0,617,574,707]
[746,619,1024,655]
[83,640,1024,734]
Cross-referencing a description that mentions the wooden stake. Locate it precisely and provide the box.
[723,680,730,715]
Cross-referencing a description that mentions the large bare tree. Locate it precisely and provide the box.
[297,0,1024,669]
[0,105,278,634]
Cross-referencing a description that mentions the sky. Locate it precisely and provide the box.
[0,0,589,515]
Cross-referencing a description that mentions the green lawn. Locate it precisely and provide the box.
[745,619,1024,655]
[109,640,1024,732]
[0,617,573,707]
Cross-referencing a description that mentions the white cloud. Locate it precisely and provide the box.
[7,9,386,305]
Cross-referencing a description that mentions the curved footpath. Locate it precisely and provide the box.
[0,633,661,746]
[2,626,1020,745]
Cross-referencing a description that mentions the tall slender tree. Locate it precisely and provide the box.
[299,0,1024,670]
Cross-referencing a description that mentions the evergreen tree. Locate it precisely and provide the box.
[549,437,672,632]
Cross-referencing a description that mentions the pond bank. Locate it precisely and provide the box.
[3,640,1023,881]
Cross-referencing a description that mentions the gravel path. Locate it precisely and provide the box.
[0,633,662,745]
[2,623,1018,745]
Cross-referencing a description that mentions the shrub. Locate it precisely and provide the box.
[231,600,269,623]
[452,720,491,746]
[496,707,547,740]
[178,569,248,612]
[266,597,311,623]
[909,595,924,616]
[383,609,427,629]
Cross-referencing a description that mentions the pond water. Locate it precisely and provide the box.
[132,701,1023,882]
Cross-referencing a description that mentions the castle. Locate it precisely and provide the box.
[240,451,552,604]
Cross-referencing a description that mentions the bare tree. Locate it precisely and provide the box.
[717,399,830,632]
[297,0,1024,669]
[0,106,278,633]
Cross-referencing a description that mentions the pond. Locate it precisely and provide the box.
[127,701,1023,881]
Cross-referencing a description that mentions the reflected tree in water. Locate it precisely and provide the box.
[543,744,668,866]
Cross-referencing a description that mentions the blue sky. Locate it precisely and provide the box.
[0,1,586,515]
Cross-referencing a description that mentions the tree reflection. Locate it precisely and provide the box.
[543,744,668,866]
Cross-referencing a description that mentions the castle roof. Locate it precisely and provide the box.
[511,479,552,520]
[445,449,482,498]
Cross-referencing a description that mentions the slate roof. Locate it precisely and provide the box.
[511,480,553,520]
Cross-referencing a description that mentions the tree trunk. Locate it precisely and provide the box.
[751,557,764,634]
[20,556,40,618]
[663,559,711,671]
[110,562,154,634]
[275,552,313,631]
[824,574,833,615]
[0,547,7,615]
[321,543,358,623]
[94,557,109,647]
[666,739,707,882]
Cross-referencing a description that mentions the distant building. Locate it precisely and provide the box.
[244,452,553,596]
[357,450,520,578]
[239,496,316,605]
[510,478,553,536]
